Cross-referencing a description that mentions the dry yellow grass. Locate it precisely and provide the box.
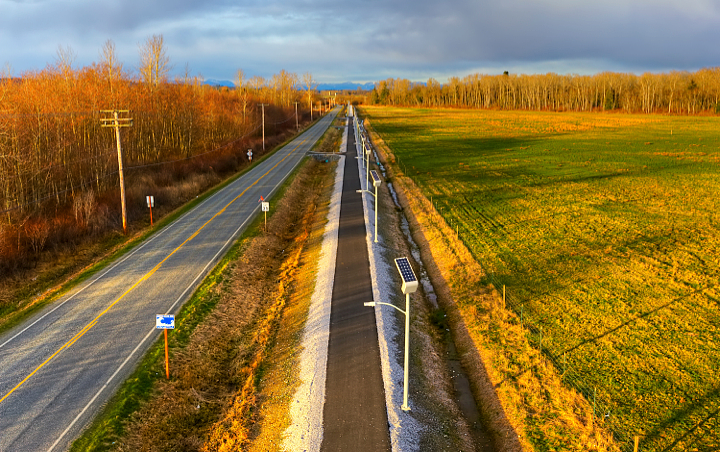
[203,234,306,451]
[111,159,335,452]
[244,163,334,452]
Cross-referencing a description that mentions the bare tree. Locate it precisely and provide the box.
[235,69,250,121]
[270,69,298,107]
[138,34,171,88]
[248,75,266,93]
[55,45,76,78]
[100,40,123,98]
[303,72,316,120]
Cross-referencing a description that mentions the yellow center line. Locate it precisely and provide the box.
[0,138,309,406]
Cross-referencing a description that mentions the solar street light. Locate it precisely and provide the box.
[364,257,417,411]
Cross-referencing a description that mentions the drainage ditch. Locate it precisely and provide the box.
[376,152,495,451]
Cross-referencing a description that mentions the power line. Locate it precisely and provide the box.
[124,122,262,171]
[0,108,297,215]
[1,150,117,182]
[0,170,119,215]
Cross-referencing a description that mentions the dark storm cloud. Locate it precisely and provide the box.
[338,0,720,70]
[1,0,718,81]
[0,0,234,35]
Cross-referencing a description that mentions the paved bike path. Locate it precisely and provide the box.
[321,116,391,451]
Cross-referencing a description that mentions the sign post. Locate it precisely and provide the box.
[156,314,175,379]
[146,195,155,226]
[261,201,270,228]
[247,148,253,163]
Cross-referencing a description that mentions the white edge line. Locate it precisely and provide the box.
[47,207,256,452]
[0,226,165,350]
[45,117,334,451]
[0,116,323,351]
[0,170,250,351]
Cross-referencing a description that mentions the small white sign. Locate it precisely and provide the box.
[261,202,270,212]
[156,314,175,329]
[247,149,253,161]
[146,195,154,208]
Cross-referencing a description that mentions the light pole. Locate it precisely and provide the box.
[294,101,299,131]
[365,257,417,411]
[363,134,370,190]
[353,115,361,162]
[370,170,381,243]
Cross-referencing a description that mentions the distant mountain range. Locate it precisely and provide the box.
[202,79,376,91]
[203,79,236,88]
[316,82,376,91]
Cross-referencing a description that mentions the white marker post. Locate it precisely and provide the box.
[156,314,175,379]
[146,195,155,226]
[365,257,417,411]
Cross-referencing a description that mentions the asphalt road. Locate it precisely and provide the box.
[0,108,338,452]
[321,115,391,451]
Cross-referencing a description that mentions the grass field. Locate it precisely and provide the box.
[363,106,720,451]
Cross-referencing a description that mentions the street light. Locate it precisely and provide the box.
[370,170,381,243]
[364,257,417,411]
[363,134,371,189]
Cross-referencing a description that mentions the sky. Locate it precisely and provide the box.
[1,0,720,84]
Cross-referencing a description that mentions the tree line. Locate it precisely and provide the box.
[369,69,720,114]
[0,35,320,274]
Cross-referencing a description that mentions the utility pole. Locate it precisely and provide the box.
[294,101,299,131]
[258,103,268,151]
[101,109,132,234]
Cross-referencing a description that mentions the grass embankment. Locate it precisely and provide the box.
[362,106,720,451]
[311,113,345,154]
[71,157,336,451]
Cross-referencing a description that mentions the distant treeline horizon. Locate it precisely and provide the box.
[368,69,720,114]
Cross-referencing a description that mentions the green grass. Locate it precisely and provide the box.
[363,106,720,451]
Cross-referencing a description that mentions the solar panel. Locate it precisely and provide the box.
[395,257,418,294]
[370,170,382,187]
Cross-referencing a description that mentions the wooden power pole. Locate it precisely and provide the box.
[101,110,133,234]
[294,101,299,131]
[258,103,268,151]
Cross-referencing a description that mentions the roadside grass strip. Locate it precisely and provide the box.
[281,132,344,451]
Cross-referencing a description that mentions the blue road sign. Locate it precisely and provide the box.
[155,314,175,329]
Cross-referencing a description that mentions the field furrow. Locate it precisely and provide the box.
[365,106,720,451]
